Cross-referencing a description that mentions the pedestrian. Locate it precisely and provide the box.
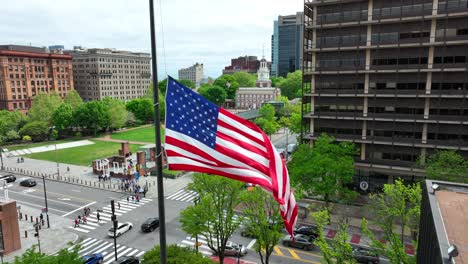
[17,158,20,163]
[118,202,120,210]
[143,188,147,198]
[127,196,130,203]
[67,166,70,172]
[136,195,140,203]
[82,215,87,224]
[78,215,81,223]
[74,218,79,228]
[131,195,135,203]
[96,212,101,223]
[21,157,24,163]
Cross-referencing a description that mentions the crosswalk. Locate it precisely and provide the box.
[178,235,213,257]
[166,188,198,202]
[68,197,152,234]
[69,237,145,264]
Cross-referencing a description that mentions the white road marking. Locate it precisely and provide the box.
[247,239,257,249]
[62,201,96,217]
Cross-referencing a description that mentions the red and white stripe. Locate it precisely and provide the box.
[165,108,297,235]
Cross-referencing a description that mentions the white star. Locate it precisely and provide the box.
[202,129,205,133]
[188,131,191,134]
[171,92,174,95]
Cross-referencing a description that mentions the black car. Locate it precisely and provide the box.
[20,179,37,187]
[112,256,139,264]
[352,248,380,264]
[0,174,16,183]
[293,225,319,239]
[141,218,159,232]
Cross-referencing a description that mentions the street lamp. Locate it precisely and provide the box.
[42,174,50,228]
[0,148,7,171]
[237,244,243,264]
[194,196,200,253]
[55,144,60,178]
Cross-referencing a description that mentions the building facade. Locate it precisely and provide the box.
[303,0,468,191]
[223,56,260,74]
[0,200,21,254]
[271,20,279,77]
[277,12,304,77]
[0,45,74,112]
[69,47,151,102]
[178,62,203,87]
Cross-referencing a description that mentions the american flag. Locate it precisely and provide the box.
[164,77,297,236]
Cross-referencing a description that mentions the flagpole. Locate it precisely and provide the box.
[148,0,167,263]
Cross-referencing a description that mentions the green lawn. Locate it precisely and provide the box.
[24,140,143,166]
[110,126,165,143]
[6,138,81,151]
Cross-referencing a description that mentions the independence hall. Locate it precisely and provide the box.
[0,45,74,112]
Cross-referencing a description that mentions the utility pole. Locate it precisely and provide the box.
[0,148,5,171]
[111,200,118,261]
[194,196,200,253]
[42,175,50,228]
[34,223,41,253]
[55,144,60,177]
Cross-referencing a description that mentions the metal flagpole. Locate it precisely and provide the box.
[148,0,167,263]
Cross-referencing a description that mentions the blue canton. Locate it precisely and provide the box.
[166,77,219,149]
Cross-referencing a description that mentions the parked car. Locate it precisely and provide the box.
[0,174,16,183]
[352,248,380,264]
[293,225,319,239]
[111,256,139,264]
[20,179,36,187]
[287,143,297,154]
[214,241,247,257]
[108,222,133,237]
[83,253,104,264]
[141,218,159,232]
[282,234,314,251]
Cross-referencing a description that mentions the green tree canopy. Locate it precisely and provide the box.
[28,92,63,124]
[158,78,168,94]
[279,71,302,99]
[424,150,468,183]
[52,103,74,132]
[103,97,128,131]
[179,79,196,89]
[180,174,245,264]
[288,134,357,209]
[361,179,421,264]
[240,187,283,264]
[141,244,214,264]
[63,90,83,109]
[255,104,279,137]
[232,71,256,87]
[10,245,82,264]
[214,74,239,99]
[18,121,49,142]
[199,85,227,106]
[0,110,27,139]
[270,76,285,88]
[126,98,154,123]
[74,101,110,135]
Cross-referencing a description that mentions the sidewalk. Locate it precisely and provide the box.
[2,203,79,262]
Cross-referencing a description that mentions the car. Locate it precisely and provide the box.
[352,248,380,264]
[108,222,133,237]
[83,253,104,264]
[141,217,159,232]
[282,234,314,251]
[19,179,36,187]
[293,225,319,239]
[212,241,247,257]
[111,256,139,264]
[287,143,297,154]
[0,174,16,183]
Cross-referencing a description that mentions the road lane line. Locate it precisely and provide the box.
[135,251,145,257]
[15,200,68,214]
[288,248,300,259]
[246,239,256,249]
[274,246,284,256]
[277,245,322,258]
[272,253,320,264]
[62,201,96,217]
[7,189,85,207]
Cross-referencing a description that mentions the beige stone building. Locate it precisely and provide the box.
[178,62,203,87]
[0,45,74,112]
[68,47,151,102]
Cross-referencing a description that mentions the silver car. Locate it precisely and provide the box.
[214,242,247,256]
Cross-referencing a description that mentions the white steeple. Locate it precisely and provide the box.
[256,45,271,87]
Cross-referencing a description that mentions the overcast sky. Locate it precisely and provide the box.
[1,0,303,79]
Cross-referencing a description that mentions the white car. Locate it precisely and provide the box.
[108,222,133,237]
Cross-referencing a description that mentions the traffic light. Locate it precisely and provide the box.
[34,226,39,237]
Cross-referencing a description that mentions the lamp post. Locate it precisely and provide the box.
[55,144,60,178]
[194,196,200,253]
[237,244,243,264]
[0,148,6,171]
[42,175,50,228]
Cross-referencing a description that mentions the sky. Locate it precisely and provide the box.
[1,0,303,79]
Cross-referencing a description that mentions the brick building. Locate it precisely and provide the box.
[0,200,21,254]
[223,56,261,74]
[0,45,74,112]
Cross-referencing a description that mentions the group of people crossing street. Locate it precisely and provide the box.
[74,207,92,227]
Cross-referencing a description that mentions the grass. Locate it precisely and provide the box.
[24,140,144,166]
[6,138,81,151]
[110,126,165,143]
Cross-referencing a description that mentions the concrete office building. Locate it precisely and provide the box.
[303,0,468,191]
[178,63,203,87]
[0,45,74,112]
[277,12,304,77]
[69,47,151,102]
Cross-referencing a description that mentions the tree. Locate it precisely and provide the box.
[0,110,27,138]
[180,174,245,264]
[361,179,421,264]
[144,84,166,121]
[240,187,283,264]
[279,71,302,99]
[312,210,356,264]
[63,90,83,109]
[103,97,128,131]
[19,121,49,142]
[158,78,168,94]
[141,244,214,264]
[423,150,468,183]
[5,130,21,142]
[179,79,196,89]
[270,76,285,88]
[214,74,239,99]
[255,104,279,137]
[28,92,63,124]
[288,134,357,211]
[126,98,154,123]
[11,244,82,264]
[74,101,110,136]
[52,103,74,132]
[232,71,256,87]
[199,85,227,106]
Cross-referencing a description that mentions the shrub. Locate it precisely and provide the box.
[18,121,49,142]
[74,132,82,137]
[5,130,21,141]
[22,135,32,142]
[50,129,59,140]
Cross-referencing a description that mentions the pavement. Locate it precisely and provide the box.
[1,201,79,262]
